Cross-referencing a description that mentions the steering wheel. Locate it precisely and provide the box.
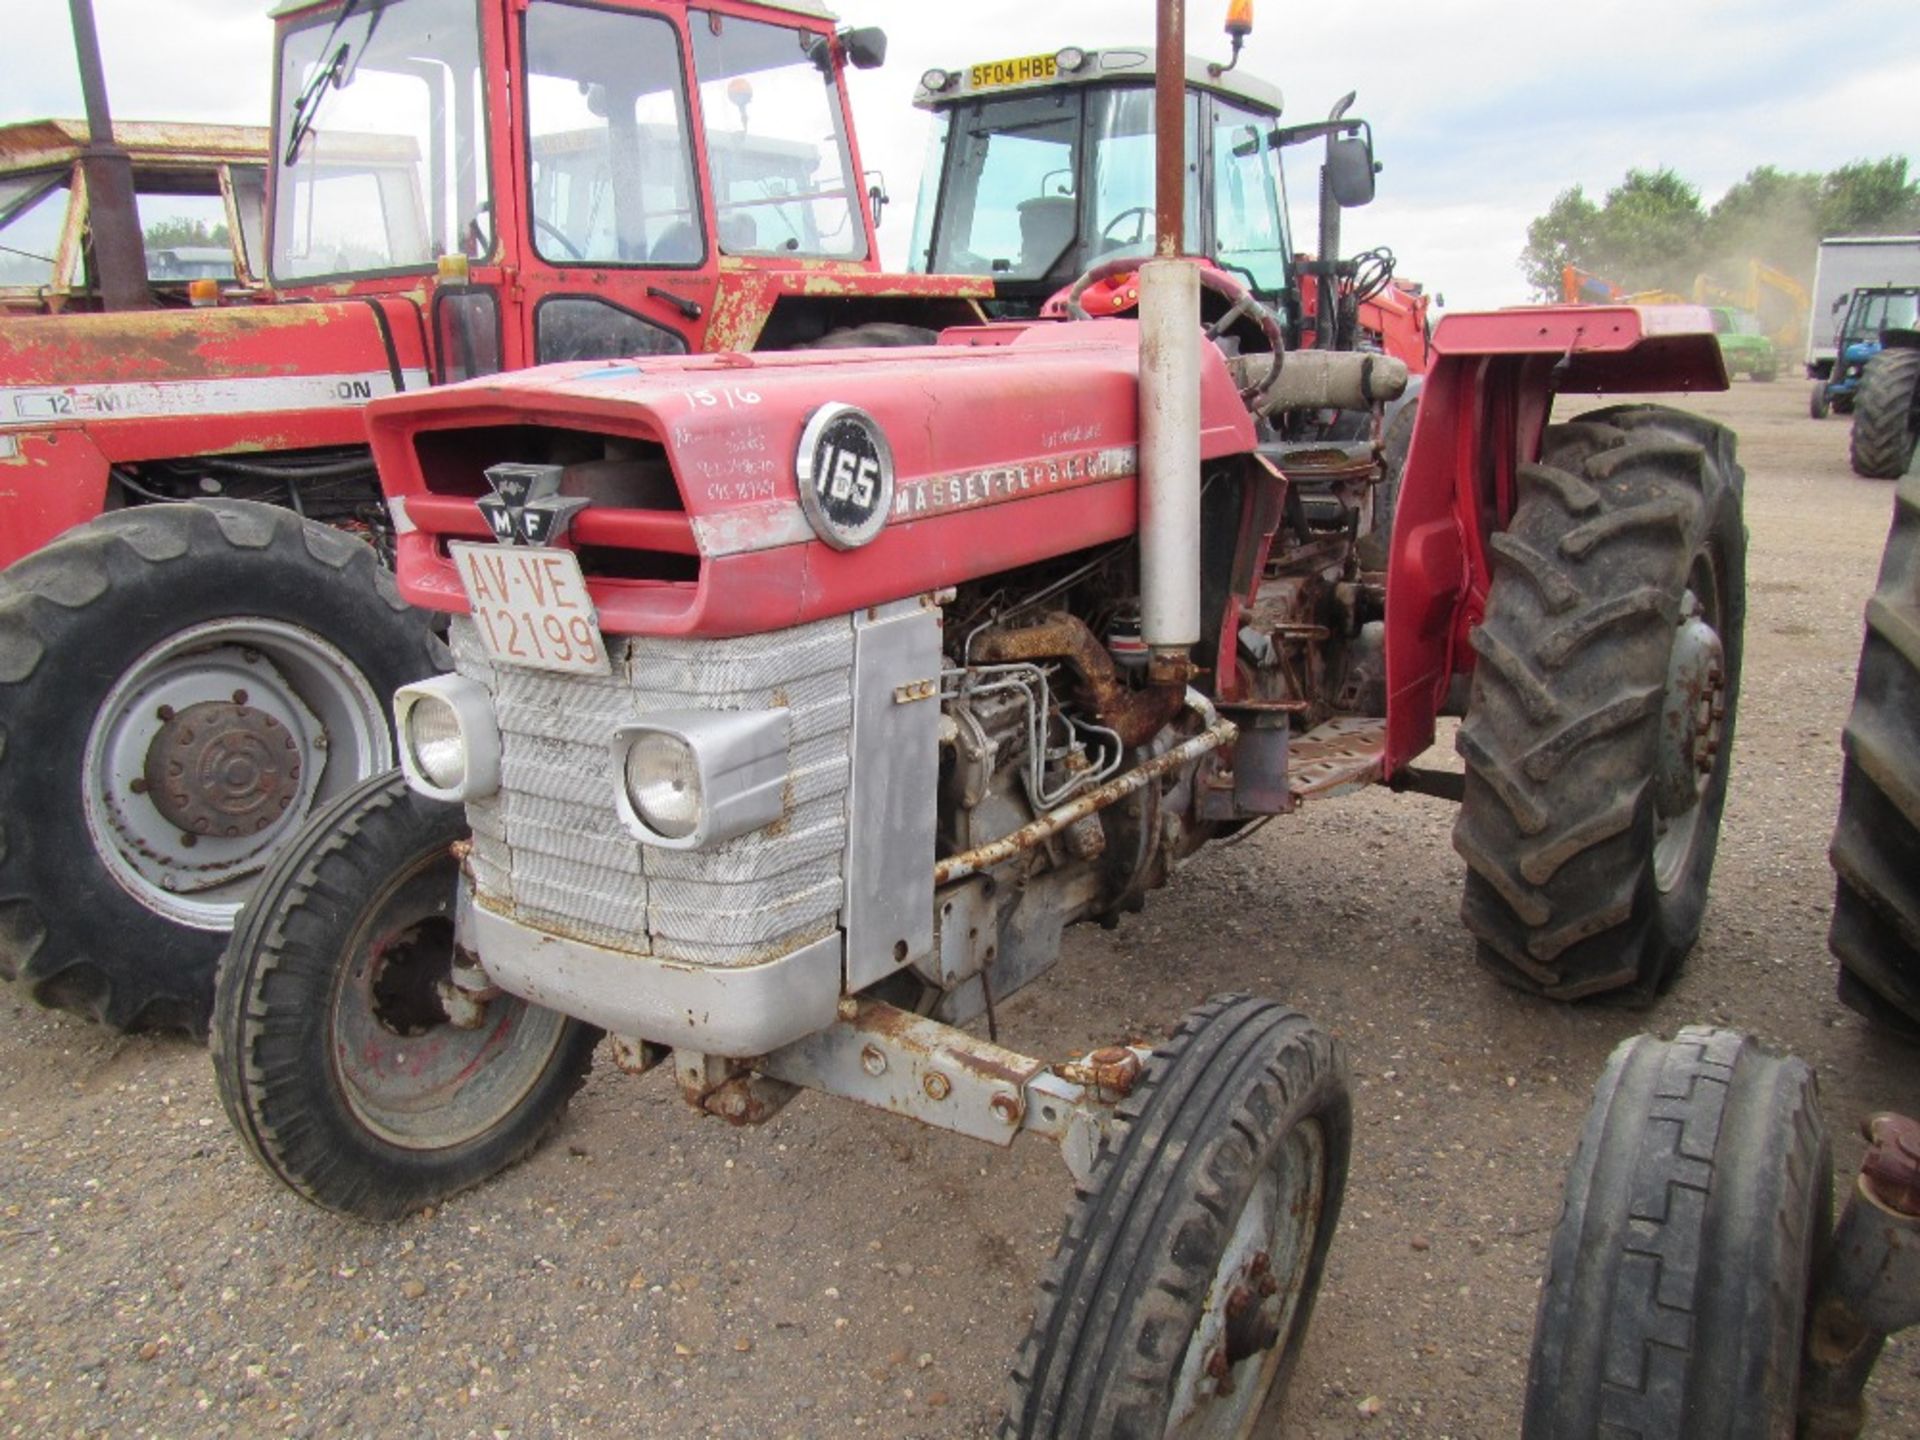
[1099,206,1153,249]
[462,202,586,262]
[1063,255,1286,411]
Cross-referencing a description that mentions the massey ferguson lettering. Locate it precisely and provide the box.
[892,445,1137,519]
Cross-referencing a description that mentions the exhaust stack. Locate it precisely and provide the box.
[1138,0,1200,668]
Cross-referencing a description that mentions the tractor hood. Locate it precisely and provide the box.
[369,321,1256,638]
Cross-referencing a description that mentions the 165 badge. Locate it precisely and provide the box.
[795,402,894,550]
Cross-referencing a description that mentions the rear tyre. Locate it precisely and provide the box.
[1848,347,1920,479]
[1358,393,1419,570]
[1454,406,1745,1000]
[1523,1027,1829,1440]
[211,772,599,1221]
[0,501,441,1034]
[800,322,939,349]
[1003,995,1350,1439]
[1829,474,1920,1031]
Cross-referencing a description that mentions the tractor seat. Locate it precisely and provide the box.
[1017,196,1074,274]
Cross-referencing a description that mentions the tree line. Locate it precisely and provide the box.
[1520,157,1920,300]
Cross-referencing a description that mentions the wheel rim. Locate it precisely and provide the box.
[1653,554,1728,893]
[1165,1121,1328,1439]
[332,848,572,1150]
[81,618,390,930]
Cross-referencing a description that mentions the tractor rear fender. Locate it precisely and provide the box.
[0,298,430,564]
[1381,304,1727,773]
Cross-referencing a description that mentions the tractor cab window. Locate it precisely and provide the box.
[921,84,1198,291]
[1849,291,1920,341]
[690,12,866,260]
[1086,87,1199,266]
[0,172,71,291]
[1209,99,1288,297]
[524,2,701,267]
[272,0,489,281]
[136,179,237,282]
[926,89,1078,281]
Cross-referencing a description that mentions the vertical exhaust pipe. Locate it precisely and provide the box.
[1138,0,1200,671]
[68,0,149,312]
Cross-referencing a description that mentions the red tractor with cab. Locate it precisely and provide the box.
[0,0,987,1034]
[210,14,1748,1433]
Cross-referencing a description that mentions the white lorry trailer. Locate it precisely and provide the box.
[1807,234,1920,376]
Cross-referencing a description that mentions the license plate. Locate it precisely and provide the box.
[969,53,1057,90]
[451,542,610,676]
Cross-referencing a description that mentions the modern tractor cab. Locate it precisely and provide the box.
[266,0,982,367]
[909,47,1291,316]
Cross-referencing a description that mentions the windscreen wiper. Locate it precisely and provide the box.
[282,0,388,167]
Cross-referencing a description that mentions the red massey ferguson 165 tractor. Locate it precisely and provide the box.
[0,0,987,1034]
[209,20,1748,1413]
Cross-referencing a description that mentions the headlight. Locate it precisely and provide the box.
[624,732,702,840]
[920,67,953,92]
[407,694,467,790]
[1055,46,1088,72]
[611,710,788,850]
[392,674,501,803]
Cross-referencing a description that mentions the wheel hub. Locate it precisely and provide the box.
[1655,593,1726,822]
[143,699,303,838]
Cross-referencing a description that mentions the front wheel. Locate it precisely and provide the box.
[212,772,599,1221]
[1003,996,1350,1439]
[1454,406,1746,1000]
[0,501,442,1033]
[1524,1027,1829,1439]
[1811,382,1831,420]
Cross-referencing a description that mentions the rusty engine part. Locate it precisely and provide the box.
[972,610,1188,748]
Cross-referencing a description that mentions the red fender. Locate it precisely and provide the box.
[1382,304,1728,772]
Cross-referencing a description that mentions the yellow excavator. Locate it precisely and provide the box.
[1693,257,1810,353]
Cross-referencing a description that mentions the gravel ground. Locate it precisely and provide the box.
[4,378,1919,1439]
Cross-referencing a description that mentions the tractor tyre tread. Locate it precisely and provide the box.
[1849,347,1920,480]
[1522,1027,1829,1440]
[0,500,437,1035]
[1001,994,1350,1440]
[1830,474,1920,1027]
[1454,406,1745,1001]
[211,771,598,1220]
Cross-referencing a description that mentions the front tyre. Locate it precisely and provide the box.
[211,772,599,1221]
[1454,407,1746,1000]
[1524,1027,1829,1440]
[1003,996,1350,1439]
[0,502,443,1033]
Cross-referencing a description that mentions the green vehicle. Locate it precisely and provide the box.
[1709,305,1777,381]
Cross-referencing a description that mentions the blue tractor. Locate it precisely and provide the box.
[1811,284,1920,419]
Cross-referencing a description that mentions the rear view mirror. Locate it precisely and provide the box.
[1328,134,1376,208]
[842,27,887,69]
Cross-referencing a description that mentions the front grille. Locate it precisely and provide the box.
[451,615,853,967]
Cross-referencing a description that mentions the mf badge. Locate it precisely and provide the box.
[795,403,894,550]
[478,462,591,547]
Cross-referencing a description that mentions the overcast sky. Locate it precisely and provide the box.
[7,0,1919,309]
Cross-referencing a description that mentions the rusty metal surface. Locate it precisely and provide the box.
[1288,716,1386,800]
[1799,1119,1920,1440]
[141,698,301,839]
[933,702,1237,886]
[1862,1113,1920,1217]
[1153,0,1186,259]
[971,611,1186,748]
[0,119,268,175]
[759,998,1046,1147]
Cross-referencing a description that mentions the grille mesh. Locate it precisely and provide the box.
[452,614,852,966]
